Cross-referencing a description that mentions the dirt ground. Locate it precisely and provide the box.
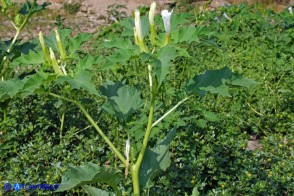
[2,0,292,40]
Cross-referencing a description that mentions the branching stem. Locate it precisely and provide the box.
[48,92,126,165]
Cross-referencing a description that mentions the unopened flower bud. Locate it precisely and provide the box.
[149,2,157,44]
[49,47,63,76]
[39,31,50,63]
[134,9,148,52]
[54,29,67,60]
[161,9,173,45]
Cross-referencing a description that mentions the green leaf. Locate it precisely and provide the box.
[44,29,72,53]
[0,79,24,100]
[11,51,44,68]
[82,185,114,196]
[19,1,50,15]
[154,45,177,86]
[75,55,96,73]
[119,16,149,37]
[21,72,49,97]
[139,127,176,189]
[101,38,133,50]
[102,49,139,69]
[170,13,193,30]
[231,74,259,87]
[186,66,257,97]
[172,26,198,43]
[101,81,144,120]
[57,162,123,193]
[68,33,91,57]
[195,119,207,128]
[56,70,99,96]
[203,111,220,122]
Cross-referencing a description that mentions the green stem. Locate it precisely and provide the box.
[48,93,126,165]
[0,1,36,80]
[59,112,65,144]
[131,92,156,195]
[3,105,7,133]
[150,25,156,45]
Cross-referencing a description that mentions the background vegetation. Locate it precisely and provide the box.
[0,1,293,195]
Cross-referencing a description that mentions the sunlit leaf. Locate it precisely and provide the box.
[101,49,139,69]
[82,185,114,196]
[186,66,258,97]
[140,127,176,189]
[57,162,123,193]
[154,45,177,86]
[11,51,44,68]
[21,72,49,97]
[56,70,99,96]
[0,79,24,100]
[101,81,143,120]
[68,33,91,57]
[203,111,220,122]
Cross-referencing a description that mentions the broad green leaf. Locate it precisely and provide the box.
[101,81,143,120]
[120,16,149,37]
[186,66,257,97]
[231,74,259,87]
[154,45,177,86]
[101,49,139,69]
[56,70,99,96]
[21,72,49,97]
[203,111,220,122]
[170,13,193,30]
[19,1,50,15]
[120,18,135,37]
[11,51,44,68]
[57,162,123,193]
[0,79,24,100]
[139,127,176,189]
[82,185,114,196]
[172,26,198,43]
[68,33,91,57]
[195,119,207,128]
[101,38,133,50]
[75,55,96,73]
[44,29,72,53]
[14,41,37,55]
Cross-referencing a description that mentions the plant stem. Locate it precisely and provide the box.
[152,96,190,128]
[48,93,126,165]
[3,105,7,133]
[0,1,36,80]
[150,25,156,45]
[59,112,65,144]
[131,92,156,195]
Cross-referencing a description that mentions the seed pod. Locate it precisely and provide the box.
[130,145,137,163]
[14,14,24,27]
[1,0,7,10]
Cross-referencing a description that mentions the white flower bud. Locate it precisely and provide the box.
[223,12,232,21]
[135,9,143,41]
[149,2,156,26]
[289,7,293,15]
[161,9,173,35]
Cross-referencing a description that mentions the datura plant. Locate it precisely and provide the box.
[0,1,257,195]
